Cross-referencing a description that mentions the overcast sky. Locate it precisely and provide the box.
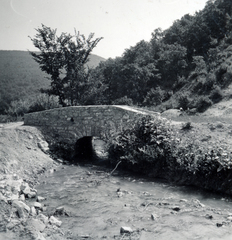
[1,0,208,59]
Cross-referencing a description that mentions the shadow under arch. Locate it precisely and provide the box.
[74,136,109,163]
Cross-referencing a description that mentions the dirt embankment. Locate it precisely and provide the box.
[0,122,62,240]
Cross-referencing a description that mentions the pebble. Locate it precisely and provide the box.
[49,216,62,227]
[28,191,37,198]
[37,196,46,202]
[19,194,25,201]
[172,206,181,212]
[34,202,43,210]
[55,206,65,215]
[120,226,133,234]
[30,206,37,216]
[151,213,158,221]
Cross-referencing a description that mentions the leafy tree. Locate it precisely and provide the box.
[143,87,166,106]
[29,24,103,106]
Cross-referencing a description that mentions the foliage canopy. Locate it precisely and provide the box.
[29,24,103,106]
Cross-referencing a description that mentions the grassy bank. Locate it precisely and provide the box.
[108,115,232,195]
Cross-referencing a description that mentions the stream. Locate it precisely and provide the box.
[36,163,232,240]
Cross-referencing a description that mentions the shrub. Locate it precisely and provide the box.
[109,115,174,175]
[143,87,166,106]
[193,73,216,93]
[181,122,193,130]
[177,92,191,110]
[28,94,60,113]
[195,96,213,113]
[209,86,223,103]
[108,115,232,194]
[113,96,133,106]
[6,99,31,118]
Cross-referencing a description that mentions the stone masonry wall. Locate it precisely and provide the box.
[24,105,159,144]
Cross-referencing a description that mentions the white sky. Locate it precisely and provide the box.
[1,0,208,59]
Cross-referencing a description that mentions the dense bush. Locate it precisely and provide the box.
[143,87,166,106]
[109,115,232,194]
[109,115,175,175]
[209,86,223,103]
[177,92,191,110]
[195,96,213,112]
[112,96,134,106]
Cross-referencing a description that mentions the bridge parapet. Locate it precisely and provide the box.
[24,105,160,144]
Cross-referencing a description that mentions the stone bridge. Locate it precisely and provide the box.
[24,105,159,144]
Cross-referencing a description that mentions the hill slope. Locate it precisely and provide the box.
[0,50,105,114]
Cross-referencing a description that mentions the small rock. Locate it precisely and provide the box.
[0,192,7,203]
[227,216,232,221]
[205,214,213,220]
[34,202,43,210]
[31,188,37,193]
[42,206,47,212]
[30,206,37,216]
[192,199,205,208]
[151,213,158,221]
[37,213,49,225]
[28,191,37,198]
[38,141,49,152]
[120,226,133,234]
[216,223,223,227]
[28,134,33,139]
[13,174,19,180]
[19,194,25,201]
[21,183,31,196]
[180,199,188,203]
[30,219,46,232]
[13,200,30,212]
[37,196,46,202]
[6,193,19,202]
[6,219,20,230]
[172,206,181,212]
[124,204,131,207]
[37,213,48,225]
[117,192,123,198]
[49,216,62,227]
[55,206,64,215]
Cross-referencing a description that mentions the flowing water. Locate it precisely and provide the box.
[37,164,232,240]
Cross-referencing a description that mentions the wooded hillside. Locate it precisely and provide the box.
[90,0,232,112]
[0,51,105,114]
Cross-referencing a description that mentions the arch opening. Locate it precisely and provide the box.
[74,136,108,163]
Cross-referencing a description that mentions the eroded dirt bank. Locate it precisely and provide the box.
[1,122,232,239]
